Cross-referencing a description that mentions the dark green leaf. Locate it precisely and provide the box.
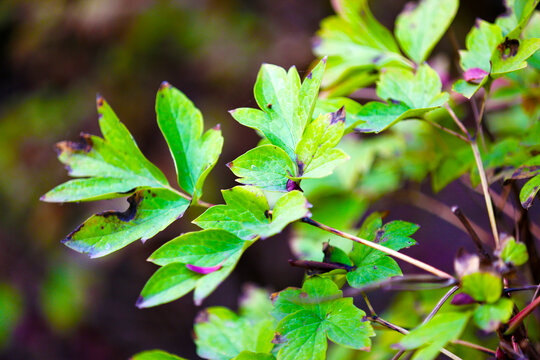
[272,277,374,359]
[520,173,540,208]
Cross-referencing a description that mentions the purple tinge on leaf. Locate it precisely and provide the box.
[464,68,488,82]
[287,179,301,192]
[450,292,477,305]
[186,263,223,275]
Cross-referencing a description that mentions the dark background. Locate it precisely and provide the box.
[0,0,511,359]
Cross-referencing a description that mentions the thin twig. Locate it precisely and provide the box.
[452,340,496,356]
[397,190,491,244]
[505,292,540,334]
[424,119,470,142]
[470,141,500,248]
[451,206,492,261]
[302,217,454,279]
[362,292,377,316]
[422,286,459,325]
[444,103,470,138]
[288,259,353,272]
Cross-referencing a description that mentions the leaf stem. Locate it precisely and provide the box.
[164,186,214,208]
[470,141,500,248]
[370,316,487,359]
[361,292,377,316]
[422,285,459,325]
[444,103,470,139]
[505,293,540,335]
[451,206,492,261]
[301,217,454,279]
[423,119,470,142]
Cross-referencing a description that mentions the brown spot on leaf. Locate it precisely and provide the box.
[56,133,93,154]
[330,106,346,124]
[96,94,104,107]
[272,332,286,344]
[195,309,209,323]
[267,103,272,109]
[98,192,143,222]
[497,37,519,60]
[522,187,538,209]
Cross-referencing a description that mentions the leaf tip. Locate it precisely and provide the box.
[330,106,346,124]
[135,295,146,309]
[226,161,233,168]
[212,123,221,131]
[159,81,171,91]
[96,93,104,108]
[321,55,328,64]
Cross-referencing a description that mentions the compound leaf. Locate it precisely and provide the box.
[272,276,374,360]
[395,0,458,64]
[230,59,326,161]
[42,97,169,202]
[347,216,418,288]
[194,187,311,240]
[156,82,223,201]
[62,188,190,258]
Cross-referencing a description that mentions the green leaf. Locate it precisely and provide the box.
[148,229,246,267]
[272,277,374,360]
[156,82,223,201]
[138,240,250,307]
[294,109,349,179]
[347,217,418,288]
[63,188,190,258]
[357,65,448,133]
[314,8,410,90]
[230,59,326,161]
[520,173,540,208]
[459,20,503,72]
[452,77,490,99]
[491,38,540,76]
[499,237,529,266]
[524,12,540,69]
[227,145,295,191]
[131,350,186,360]
[40,264,89,332]
[313,97,364,131]
[42,97,169,202]
[461,272,502,303]
[194,287,276,360]
[473,298,514,331]
[397,312,470,360]
[395,0,458,63]
[0,283,23,347]
[194,186,311,240]
[232,352,275,360]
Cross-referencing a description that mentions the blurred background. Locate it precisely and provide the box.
[0,0,517,359]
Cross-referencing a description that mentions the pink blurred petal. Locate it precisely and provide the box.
[186,263,223,274]
[464,68,488,82]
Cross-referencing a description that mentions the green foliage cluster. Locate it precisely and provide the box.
[42,0,540,359]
